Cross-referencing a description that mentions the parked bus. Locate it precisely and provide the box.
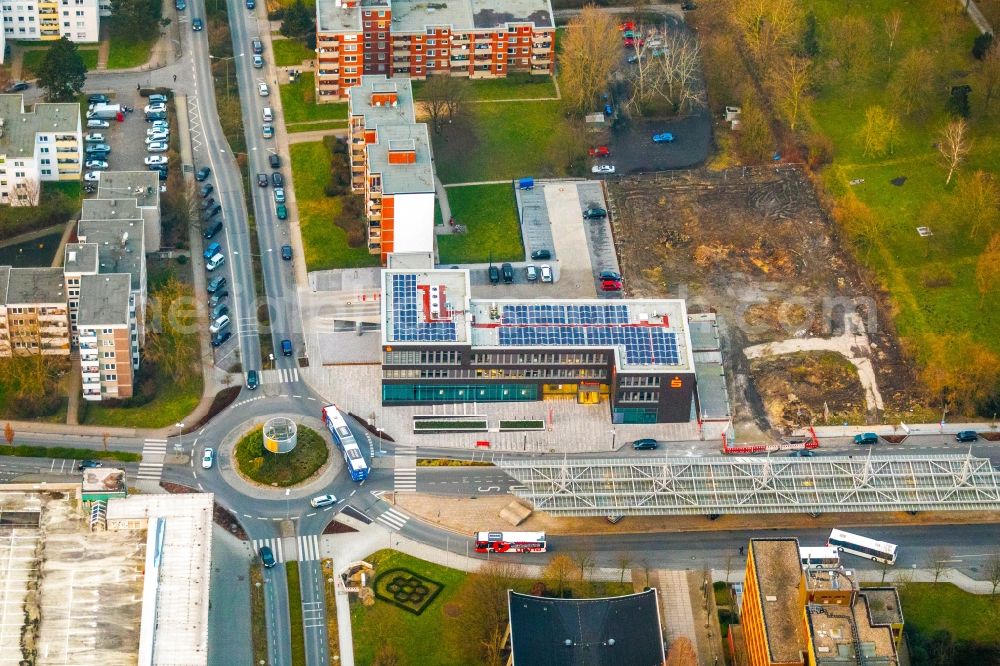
[321,404,369,481]
[827,529,898,565]
[473,531,547,554]
[799,546,841,569]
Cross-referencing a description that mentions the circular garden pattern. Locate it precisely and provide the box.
[373,568,444,615]
[233,424,329,487]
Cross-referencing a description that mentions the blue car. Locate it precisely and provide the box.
[175,0,186,9]
[203,241,221,260]
[652,133,675,143]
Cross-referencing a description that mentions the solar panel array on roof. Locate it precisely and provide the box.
[498,322,680,365]
[501,303,630,325]
[391,274,457,342]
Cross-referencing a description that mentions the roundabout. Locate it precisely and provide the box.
[234,422,328,487]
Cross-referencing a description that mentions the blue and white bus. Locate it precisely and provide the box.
[321,404,369,481]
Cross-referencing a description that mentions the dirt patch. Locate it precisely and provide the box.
[323,519,358,535]
[607,166,916,433]
[750,351,867,430]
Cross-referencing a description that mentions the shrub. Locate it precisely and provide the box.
[973,32,994,60]
[176,254,188,264]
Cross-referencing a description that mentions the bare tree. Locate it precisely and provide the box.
[616,553,633,585]
[883,10,903,68]
[624,28,705,116]
[102,432,109,452]
[767,55,811,130]
[938,119,970,185]
[560,7,620,113]
[927,546,953,585]
[448,560,525,665]
[665,636,698,666]
[975,232,1000,307]
[570,550,595,582]
[3,422,13,447]
[956,171,1000,239]
[985,551,1000,597]
[731,0,803,72]
[979,43,1000,113]
[890,48,940,118]
[860,105,899,158]
[421,75,468,134]
[544,554,576,597]
[826,15,875,85]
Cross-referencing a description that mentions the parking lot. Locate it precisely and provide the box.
[84,88,171,183]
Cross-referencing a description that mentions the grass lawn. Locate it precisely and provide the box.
[80,376,202,428]
[286,562,306,665]
[287,120,348,133]
[806,0,999,366]
[272,38,314,67]
[438,183,524,263]
[234,425,329,486]
[432,100,568,184]
[22,48,99,77]
[0,181,78,243]
[896,583,1000,644]
[280,73,348,124]
[290,142,379,270]
[412,73,557,101]
[106,39,154,70]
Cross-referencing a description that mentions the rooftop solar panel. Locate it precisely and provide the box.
[390,274,458,342]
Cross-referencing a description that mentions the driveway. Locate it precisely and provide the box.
[609,113,712,173]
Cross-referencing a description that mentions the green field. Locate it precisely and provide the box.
[107,39,154,69]
[412,73,557,102]
[80,375,202,428]
[898,583,1000,644]
[286,562,306,665]
[272,38,314,67]
[21,47,99,77]
[289,142,379,270]
[437,184,524,263]
[805,0,999,372]
[280,73,348,124]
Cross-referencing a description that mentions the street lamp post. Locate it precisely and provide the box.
[208,55,234,99]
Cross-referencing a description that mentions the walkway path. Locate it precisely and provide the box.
[964,0,994,34]
[286,127,347,144]
[650,570,700,661]
[743,312,885,412]
[442,178,513,188]
[434,176,452,233]
[95,25,111,71]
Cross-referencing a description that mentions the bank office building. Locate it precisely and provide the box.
[380,267,700,424]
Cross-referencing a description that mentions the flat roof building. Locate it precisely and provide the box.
[380,267,700,423]
[0,266,70,356]
[94,171,161,251]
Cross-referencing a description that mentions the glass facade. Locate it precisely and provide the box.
[613,407,658,424]
[383,383,538,403]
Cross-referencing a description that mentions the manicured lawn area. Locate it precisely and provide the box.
[107,39,154,69]
[234,424,329,486]
[80,376,202,428]
[21,47,98,76]
[412,73,557,101]
[432,100,568,184]
[897,583,1000,644]
[280,73,347,124]
[437,183,524,263]
[806,0,999,366]
[290,142,379,270]
[286,120,347,133]
[0,444,140,462]
[272,38,314,67]
[286,562,306,665]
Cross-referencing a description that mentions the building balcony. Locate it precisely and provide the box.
[82,372,100,384]
[82,390,102,400]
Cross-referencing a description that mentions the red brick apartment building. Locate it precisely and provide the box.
[315,0,555,102]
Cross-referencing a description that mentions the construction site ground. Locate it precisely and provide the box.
[606,166,917,437]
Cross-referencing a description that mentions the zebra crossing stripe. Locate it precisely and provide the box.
[253,538,284,564]
[136,439,168,480]
[297,534,321,562]
[261,368,300,385]
[302,601,325,629]
[394,469,416,492]
[376,508,409,530]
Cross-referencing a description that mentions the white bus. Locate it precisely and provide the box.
[473,531,547,554]
[827,529,898,565]
[799,546,841,569]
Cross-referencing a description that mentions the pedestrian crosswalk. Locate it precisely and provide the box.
[297,534,321,562]
[253,538,285,564]
[261,367,300,385]
[302,601,325,629]
[394,445,417,493]
[136,439,168,481]
[376,507,410,531]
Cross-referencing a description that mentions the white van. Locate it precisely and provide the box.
[206,253,225,271]
[262,106,273,122]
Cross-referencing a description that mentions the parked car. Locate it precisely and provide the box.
[85,159,108,170]
[626,54,639,64]
[488,265,500,284]
[153,166,168,181]
[310,494,337,508]
[84,132,105,143]
[211,303,229,319]
[619,21,635,31]
[211,330,232,347]
[259,545,275,568]
[281,339,292,356]
[588,145,610,157]
[147,141,169,152]
[652,132,675,143]
[142,155,167,167]
[955,430,979,443]
[144,111,166,122]
[145,132,169,144]
[253,54,264,68]
[275,203,288,220]
[273,187,285,203]
[281,245,292,260]
[262,123,274,138]
[150,120,170,131]
[192,17,203,30]
[591,164,615,174]
[143,102,166,114]
[530,249,551,260]
[256,173,268,187]
[196,166,211,181]
[146,126,170,137]
[202,204,222,219]
[209,314,231,334]
[88,94,109,104]
[525,265,538,281]
[208,278,229,296]
[583,206,607,220]
[252,38,264,54]
[200,197,216,211]
[6,81,30,92]
[632,438,658,450]
[201,447,215,469]
[208,290,228,307]
[85,143,111,154]
[600,279,623,292]
[854,432,879,446]
[788,449,816,457]
[246,369,259,390]
[203,221,223,240]
[245,0,255,7]
[200,183,214,197]
[269,154,281,168]
[78,459,103,470]
[598,270,621,281]
[84,171,101,182]
[86,119,110,129]
[147,93,169,104]
[205,253,225,271]
[271,172,284,187]
[540,264,553,283]
[203,241,222,260]
[175,0,186,9]
[258,82,269,96]
[501,263,514,283]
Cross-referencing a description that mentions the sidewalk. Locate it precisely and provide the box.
[716,566,997,595]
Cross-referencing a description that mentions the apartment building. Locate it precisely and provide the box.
[348,76,434,262]
[0,266,70,357]
[315,0,555,102]
[0,0,101,52]
[77,273,134,399]
[96,171,162,251]
[0,94,83,206]
[742,538,901,666]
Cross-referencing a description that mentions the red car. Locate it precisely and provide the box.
[588,145,610,157]
[623,37,644,49]
[601,279,623,292]
[619,21,635,32]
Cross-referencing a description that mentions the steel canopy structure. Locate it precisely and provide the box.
[499,454,1000,516]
